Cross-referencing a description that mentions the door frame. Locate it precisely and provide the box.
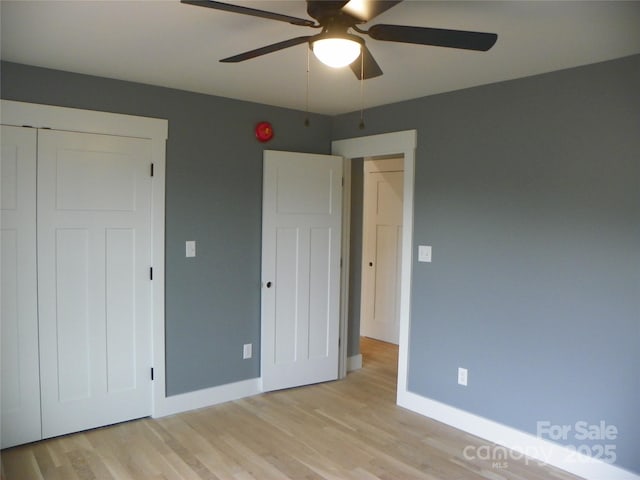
[0,100,168,417]
[332,130,417,399]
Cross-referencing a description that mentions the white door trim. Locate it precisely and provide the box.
[0,100,168,419]
[331,130,417,396]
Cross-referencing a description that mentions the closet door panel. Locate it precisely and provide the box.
[37,129,153,439]
[0,125,41,448]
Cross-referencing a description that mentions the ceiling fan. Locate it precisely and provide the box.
[181,0,498,80]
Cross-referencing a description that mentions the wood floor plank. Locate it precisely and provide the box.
[1,448,46,480]
[1,338,585,480]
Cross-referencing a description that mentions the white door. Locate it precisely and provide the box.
[361,158,404,344]
[37,129,153,438]
[261,150,342,392]
[1,126,41,448]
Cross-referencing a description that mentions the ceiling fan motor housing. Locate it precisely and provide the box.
[307,1,361,26]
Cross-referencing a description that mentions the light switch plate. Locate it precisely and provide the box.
[458,367,468,386]
[418,245,432,262]
[186,240,196,258]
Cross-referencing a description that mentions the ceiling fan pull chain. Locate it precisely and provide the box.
[359,53,365,130]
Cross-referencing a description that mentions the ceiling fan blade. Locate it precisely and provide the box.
[342,0,403,22]
[181,0,316,27]
[350,45,383,80]
[368,24,498,51]
[220,36,312,63]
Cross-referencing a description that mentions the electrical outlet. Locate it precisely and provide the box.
[243,343,252,359]
[458,367,468,386]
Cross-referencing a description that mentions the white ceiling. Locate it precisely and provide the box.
[2,1,639,115]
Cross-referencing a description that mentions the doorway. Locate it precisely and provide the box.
[332,130,416,399]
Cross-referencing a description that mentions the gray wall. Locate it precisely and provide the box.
[0,61,333,396]
[3,55,639,474]
[333,54,640,474]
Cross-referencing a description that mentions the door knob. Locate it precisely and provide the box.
[266,281,272,288]
[369,262,373,267]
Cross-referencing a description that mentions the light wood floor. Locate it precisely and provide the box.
[1,338,583,480]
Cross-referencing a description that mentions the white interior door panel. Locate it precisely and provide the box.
[262,150,343,392]
[0,125,41,448]
[361,158,404,344]
[37,129,152,438]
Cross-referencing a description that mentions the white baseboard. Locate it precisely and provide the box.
[397,390,639,480]
[153,377,261,418]
[347,354,362,372]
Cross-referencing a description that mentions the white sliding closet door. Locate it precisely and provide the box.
[1,126,41,448]
[37,129,153,439]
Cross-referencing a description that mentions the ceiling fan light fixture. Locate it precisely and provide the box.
[312,35,362,68]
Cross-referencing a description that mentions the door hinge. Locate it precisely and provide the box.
[338,337,341,347]
[341,176,344,187]
[150,163,154,177]
[151,367,154,381]
[150,267,153,280]
[340,257,343,268]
